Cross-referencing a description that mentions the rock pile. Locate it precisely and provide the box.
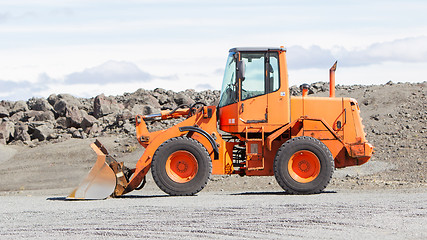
[0,89,220,146]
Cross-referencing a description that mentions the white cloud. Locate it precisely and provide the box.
[0,78,46,101]
[65,60,153,84]
[287,45,336,70]
[49,7,74,17]
[287,36,427,69]
[288,62,427,87]
[0,60,182,100]
[195,83,214,90]
[336,36,427,66]
[0,12,10,23]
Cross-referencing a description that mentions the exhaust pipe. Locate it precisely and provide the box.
[329,61,337,98]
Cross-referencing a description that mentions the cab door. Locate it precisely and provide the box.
[266,51,288,129]
[238,52,268,125]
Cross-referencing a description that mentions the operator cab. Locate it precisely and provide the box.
[218,47,290,134]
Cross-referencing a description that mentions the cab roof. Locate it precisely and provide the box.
[229,47,286,52]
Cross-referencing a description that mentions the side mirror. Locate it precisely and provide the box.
[237,60,245,81]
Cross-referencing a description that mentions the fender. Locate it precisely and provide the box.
[179,126,219,159]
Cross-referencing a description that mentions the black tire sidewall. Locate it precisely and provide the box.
[274,136,334,194]
[152,137,211,195]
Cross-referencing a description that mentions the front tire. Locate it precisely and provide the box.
[274,136,334,194]
[151,137,212,196]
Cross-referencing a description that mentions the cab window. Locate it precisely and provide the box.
[269,52,280,92]
[241,52,280,101]
[241,53,265,101]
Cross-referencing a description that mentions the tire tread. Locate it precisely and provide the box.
[274,136,334,194]
[151,137,212,196]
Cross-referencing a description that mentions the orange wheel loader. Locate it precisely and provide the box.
[68,47,373,199]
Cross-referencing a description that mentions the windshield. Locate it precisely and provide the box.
[218,52,237,107]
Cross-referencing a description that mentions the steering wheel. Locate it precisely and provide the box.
[188,101,207,118]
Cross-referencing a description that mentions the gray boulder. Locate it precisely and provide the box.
[29,122,54,141]
[9,112,24,122]
[161,102,177,110]
[23,111,40,122]
[115,109,133,122]
[0,105,8,118]
[55,117,68,129]
[33,111,55,122]
[156,93,170,105]
[47,94,58,106]
[53,99,69,117]
[22,110,55,122]
[124,89,161,109]
[154,88,167,94]
[27,97,53,112]
[81,114,98,132]
[311,82,329,93]
[122,120,134,134]
[87,123,102,136]
[131,104,160,116]
[0,100,12,110]
[174,92,195,106]
[94,94,123,118]
[58,94,81,106]
[53,94,82,117]
[71,128,87,139]
[99,114,116,126]
[65,105,84,128]
[0,119,15,143]
[14,122,31,142]
[11,101,29,115]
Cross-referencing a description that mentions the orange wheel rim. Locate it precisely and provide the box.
[166,150,198,183]
[288,150,321,183]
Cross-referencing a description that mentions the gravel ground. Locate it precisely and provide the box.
[0,189,426,240]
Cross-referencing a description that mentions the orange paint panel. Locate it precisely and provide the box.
[303,120,327,131]
[215,141,236,175]
[267,50,290,126]
[291,97,344,126]
[321,140,346,165]
[219,102,239,133]
[246,140,264,170]
[239,94,268,124]
[246,140,281,176]
[290,97,304,121]
[304,130,336,140]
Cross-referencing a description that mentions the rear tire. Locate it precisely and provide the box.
[151,137,212,196]
[274,136,334,194]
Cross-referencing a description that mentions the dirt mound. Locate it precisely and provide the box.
[304,81,426,189]
[0,81,425,195]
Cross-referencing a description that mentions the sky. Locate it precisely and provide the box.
[1,0,426,101]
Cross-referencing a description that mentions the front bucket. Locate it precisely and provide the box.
[67,140,118,200]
